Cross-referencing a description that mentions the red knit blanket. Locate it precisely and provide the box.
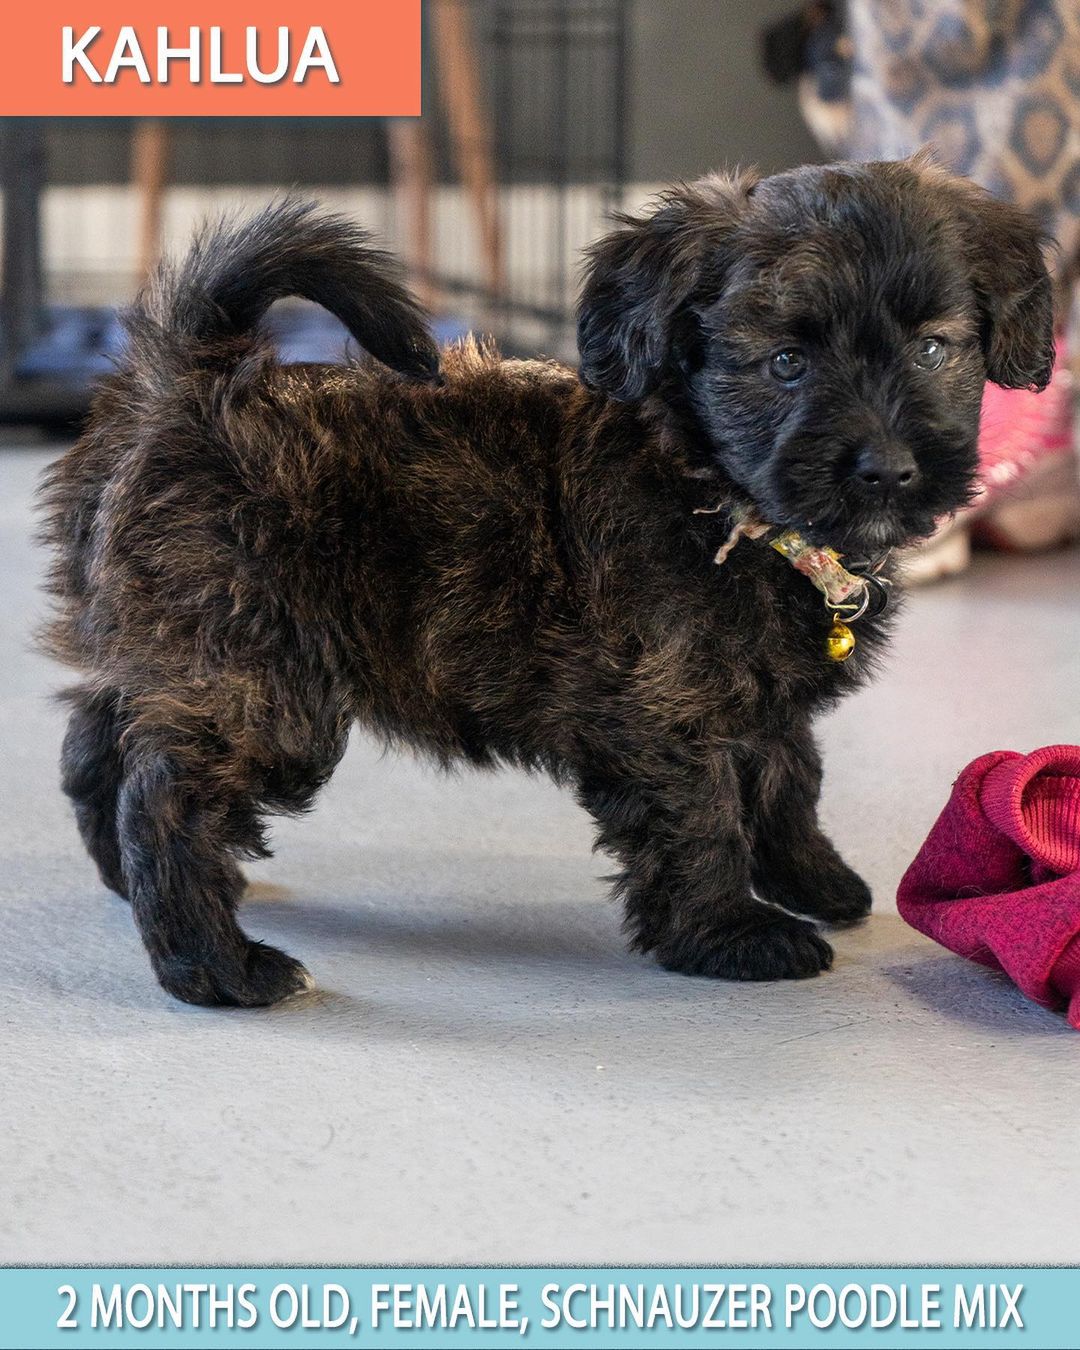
[897,745,1080,1030]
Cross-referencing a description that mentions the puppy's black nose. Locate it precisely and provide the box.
[854,444,920,492]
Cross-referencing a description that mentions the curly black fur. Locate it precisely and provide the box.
[40,159,1053,1006]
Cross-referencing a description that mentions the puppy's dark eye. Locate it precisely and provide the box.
[769,348,808,384]
[914,336,947,371]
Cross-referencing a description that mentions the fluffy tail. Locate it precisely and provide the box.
[128,198,440,382]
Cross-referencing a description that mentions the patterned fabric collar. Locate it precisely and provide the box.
[693,500,892,661]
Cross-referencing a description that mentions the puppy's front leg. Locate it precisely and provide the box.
[741,724,872,927]
[579,744,833,981]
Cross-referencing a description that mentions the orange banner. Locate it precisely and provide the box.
[0,1,420,115]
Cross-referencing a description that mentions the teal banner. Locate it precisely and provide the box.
[0,1268,1073,1350]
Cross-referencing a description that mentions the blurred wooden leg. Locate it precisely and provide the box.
[131,119,170,284]
[429,0,503,300]
[388,118,436,312]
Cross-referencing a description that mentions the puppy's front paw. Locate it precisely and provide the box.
[757,861,872,928]
[152,940,314,1008]
[655,906,833,981]
[809,868,872,927]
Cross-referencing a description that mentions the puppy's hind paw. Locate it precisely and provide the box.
[655,907,833,982]
[153,940,314,1008]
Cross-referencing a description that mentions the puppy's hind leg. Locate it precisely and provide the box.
[60,685,129,898]
[741,726,872,927]
[116,698,344,1008]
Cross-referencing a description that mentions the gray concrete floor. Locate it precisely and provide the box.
[2,440,1080,1266]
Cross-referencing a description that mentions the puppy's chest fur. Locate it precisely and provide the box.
[607,479,894,723]
[687,518,893,704]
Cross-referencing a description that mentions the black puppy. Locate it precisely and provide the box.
[42,156,1053,1006]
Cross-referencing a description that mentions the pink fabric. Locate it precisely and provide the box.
[897,745,1080,1029]
[974,336,1073,506]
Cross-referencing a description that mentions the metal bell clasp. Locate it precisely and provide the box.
[826,614,856,662]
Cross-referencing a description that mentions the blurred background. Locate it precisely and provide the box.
[1,0,1078,568]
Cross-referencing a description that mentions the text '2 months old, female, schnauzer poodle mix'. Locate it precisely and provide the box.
[41,155,1053,1007]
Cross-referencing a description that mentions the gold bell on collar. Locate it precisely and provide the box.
[699,513,885,664]
[825,614,856,663]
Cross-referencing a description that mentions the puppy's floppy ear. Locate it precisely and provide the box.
[960,189,1055,391]
[577,172,757,402]
[911,155,1055,391]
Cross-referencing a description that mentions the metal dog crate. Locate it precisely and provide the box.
[424,0,629,358]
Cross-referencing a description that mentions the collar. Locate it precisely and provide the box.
[693,501,892,662]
